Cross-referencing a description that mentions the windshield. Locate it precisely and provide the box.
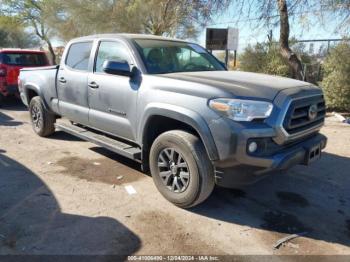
[134,39,226,74]
[0,53,48,66]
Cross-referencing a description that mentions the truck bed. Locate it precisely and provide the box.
[19,65,60,107]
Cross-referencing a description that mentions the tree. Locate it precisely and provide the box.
[0,15,40,48]
[1,0,57,64]
[322,42,350,111]
[124,0,229,38]
[227,0,350,80]
[277,0,303,79]
[46,0,229,41]
[44,0,119,42]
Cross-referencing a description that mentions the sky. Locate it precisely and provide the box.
[51,2,347,53]
[196,4,346,53]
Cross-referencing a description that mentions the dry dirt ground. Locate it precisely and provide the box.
[1,99,350,257]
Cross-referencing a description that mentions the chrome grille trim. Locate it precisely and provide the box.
[272,93,326,145]
[283,95,326,134]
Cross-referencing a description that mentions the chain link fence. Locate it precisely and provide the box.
[293,39,350,84]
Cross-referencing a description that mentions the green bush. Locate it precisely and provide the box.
[239,43,290,77]
[321,42,350,111]
[238,41,319,81]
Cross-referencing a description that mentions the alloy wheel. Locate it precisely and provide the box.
[31,104,42,130]
[157,148,190,193]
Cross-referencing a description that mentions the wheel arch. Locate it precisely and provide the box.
[24,84,50,111]
[139,103,219,162]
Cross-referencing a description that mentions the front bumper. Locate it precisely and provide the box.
[214,133,327,187]
[207,88,327,187]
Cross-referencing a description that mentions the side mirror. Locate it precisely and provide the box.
[102,60,133,76]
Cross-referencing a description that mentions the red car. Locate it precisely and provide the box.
[0,49,50,103]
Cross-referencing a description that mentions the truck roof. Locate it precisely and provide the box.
[0,48,46,54]
[70,33,188,43]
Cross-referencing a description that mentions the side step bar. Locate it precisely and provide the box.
[55,122,142,162]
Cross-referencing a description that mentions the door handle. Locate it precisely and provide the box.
[88,82,99,89]
[58,77,66,83]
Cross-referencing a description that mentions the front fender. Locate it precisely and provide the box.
[138,103,219,161]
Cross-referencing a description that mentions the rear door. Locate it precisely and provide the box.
[87,40,139,141]
[57,41,93,125]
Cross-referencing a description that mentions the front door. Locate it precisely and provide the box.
[57,41,93,125]
[88,40,139,141]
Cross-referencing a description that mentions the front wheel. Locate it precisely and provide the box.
[29,96,56,137]
[149,130,215,208]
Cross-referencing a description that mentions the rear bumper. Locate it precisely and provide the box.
[214,133,327,187]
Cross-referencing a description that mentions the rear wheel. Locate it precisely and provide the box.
[149,130,215,208]
[29,96,56,137]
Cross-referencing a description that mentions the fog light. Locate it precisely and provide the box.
[248,141,258,153]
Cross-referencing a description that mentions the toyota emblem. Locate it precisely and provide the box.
[308,104,318,120]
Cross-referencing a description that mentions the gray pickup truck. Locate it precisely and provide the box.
[19,34,327,208]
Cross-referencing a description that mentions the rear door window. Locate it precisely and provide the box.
[0,53,48,66]
[65,42,93,71]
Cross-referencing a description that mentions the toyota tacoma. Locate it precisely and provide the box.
[19,34,327,208]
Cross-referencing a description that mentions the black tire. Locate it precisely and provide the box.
[29,96,56,137]
[149,130,215,208]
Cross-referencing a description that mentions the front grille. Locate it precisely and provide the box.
[283,95,326,134]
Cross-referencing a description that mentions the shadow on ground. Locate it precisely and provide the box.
[49,131,83,142]
[90,147,143,173]
[0,97,26,112]
[0,112,23,127]
[190,152,350,247]
[0,150,141,256]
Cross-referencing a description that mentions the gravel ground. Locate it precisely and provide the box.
[0,99,350,257]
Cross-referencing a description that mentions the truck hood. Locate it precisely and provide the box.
[162,71,315,100]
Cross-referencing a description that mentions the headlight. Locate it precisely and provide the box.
[209,98,273,121]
